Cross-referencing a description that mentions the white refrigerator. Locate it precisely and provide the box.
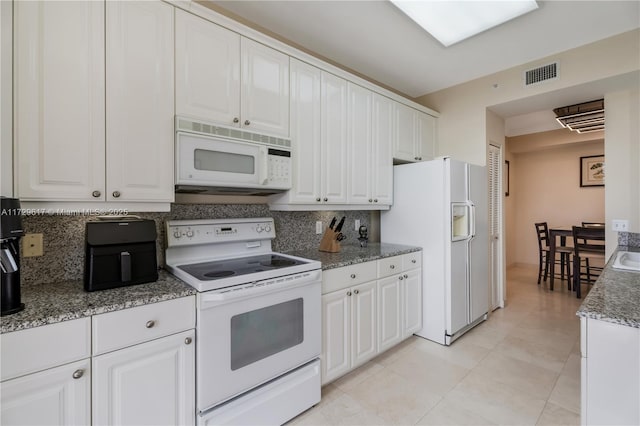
[381,157,489,345]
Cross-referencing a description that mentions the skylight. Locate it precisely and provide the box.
[390,0,539,47]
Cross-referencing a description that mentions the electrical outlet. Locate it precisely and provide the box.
[315,221,323,234]
[23,233,44,257]
[612,219,629,232]
[355,219,360,231]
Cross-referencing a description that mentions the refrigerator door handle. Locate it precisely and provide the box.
[469,202,476,238]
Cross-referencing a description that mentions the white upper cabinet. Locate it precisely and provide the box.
[14,1,105,201]
[370,94,394,205]
[321,72,348,204]
[347,83,372,205]
[241,38,290,137]
[106,0,174,202]
[394,102,436,163]
[175,12,289,137]
[175,9,241,127]
[287,58,322,204]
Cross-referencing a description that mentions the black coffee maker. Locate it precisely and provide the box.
[1,197,25,316]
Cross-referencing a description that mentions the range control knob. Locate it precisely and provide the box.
[186,230,194,238]
[173,230,181,239]
[265,224,272,232]
[256,226,263,233]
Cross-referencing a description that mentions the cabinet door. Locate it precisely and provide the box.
[347,83,372,205]
[92,330,195,426]
[394,102,416,162]
[175,9,241,126]
[321,72,348,204]
[351,281,377,368]
[321,290,351,384]
[1,359,90,425]
[372,94,394,205]
[106,0,174,202]
[377,275,403,352]
[14,1,105,201]
[241,38,289,137]
[288,58,322,204]
[403,269,422,337]
[416,112,436,161]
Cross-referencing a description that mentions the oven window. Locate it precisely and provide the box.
[194,149,255,174]
[230,298,304,370]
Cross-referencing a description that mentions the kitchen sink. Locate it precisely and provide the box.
[612,251,640,272]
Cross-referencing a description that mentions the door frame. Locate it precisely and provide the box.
[489,143,505,310]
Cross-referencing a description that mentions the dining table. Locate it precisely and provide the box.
[548,223,605,292]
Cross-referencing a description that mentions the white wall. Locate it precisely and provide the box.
[508,139,605,266]
[0,0,12,196]
[415,29,639,256]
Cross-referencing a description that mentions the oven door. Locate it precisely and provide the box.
[196,274,321,413]
[176,132,267,188]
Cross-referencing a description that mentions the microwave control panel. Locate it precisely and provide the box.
[267,149,291,188]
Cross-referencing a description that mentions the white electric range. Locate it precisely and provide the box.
[165,218,321,425]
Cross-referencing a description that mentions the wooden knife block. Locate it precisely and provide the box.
[319,228,341,253]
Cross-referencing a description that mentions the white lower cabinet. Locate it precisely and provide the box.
[92,329,195,426]
[581,317,640,425]
[321,253,422,384]
[1,359,90,426]
[322,281,376,384]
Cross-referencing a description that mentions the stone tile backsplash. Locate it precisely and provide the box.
[619,231,640,248]
[20,204,372,285]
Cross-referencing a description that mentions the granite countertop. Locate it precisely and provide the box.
[577,246,640,328]
[0,270,196,334]
[285,242,422,270]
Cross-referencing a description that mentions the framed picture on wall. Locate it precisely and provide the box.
[580,155,604,187]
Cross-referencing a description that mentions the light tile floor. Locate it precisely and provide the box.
[290,265,587,426]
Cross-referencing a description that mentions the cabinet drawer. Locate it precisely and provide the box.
[322,262,376,294]
[1,318,91,382]
[403,252,422,270]
[377,255,403,278]
[92,296,195,355]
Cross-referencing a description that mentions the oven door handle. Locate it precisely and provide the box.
[199,274,321,305]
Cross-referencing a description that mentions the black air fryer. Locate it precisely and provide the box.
[1,197,25,316]
[84,219,158,292]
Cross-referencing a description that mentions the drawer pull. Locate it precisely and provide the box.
[390,265,395,269]
[185,337,192,345]
[412,259,417,263]
[347,291,352,296]
[72,369,84,379]
[92,190,101,198]
[399,276,404,280]
[145,320,156,329]
[350,274,356,279]
[354,289,359,295]
[404,274,409,278]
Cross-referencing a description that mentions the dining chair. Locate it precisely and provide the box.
[572,226,605,298]
[534,222,572,286]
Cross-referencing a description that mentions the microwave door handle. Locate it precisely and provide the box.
[259,147,269,185]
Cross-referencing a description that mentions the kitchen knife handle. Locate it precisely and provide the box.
[120,251,131,282]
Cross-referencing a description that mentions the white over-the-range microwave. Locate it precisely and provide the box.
[175,117,292,195]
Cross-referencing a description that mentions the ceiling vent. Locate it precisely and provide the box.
[554,99,604,134]
[524,62,558,86]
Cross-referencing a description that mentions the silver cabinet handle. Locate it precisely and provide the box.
[374,199,378,203]
[412,259,417,263]
[347,291,352,296]
[415,157,420,160]
[92,190,101,198]
[316,198,321,202]
[323,197,328,202]
[233,117,239,123]
[244,120,250,125]
[185,337,192,345]
[369,199,373,203]
[354,289,359,294]
[399,276,404,280]
[390,265,395,269]
[350,274,356,279]
[72,369,84,379]
[145,320,155,328]
[112,191,121,198]
[404,274,409,278]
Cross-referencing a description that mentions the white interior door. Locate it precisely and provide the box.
[489,144,505,310]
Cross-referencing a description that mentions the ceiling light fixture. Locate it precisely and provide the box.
[554,99,605,134]
[389,0,539,47]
